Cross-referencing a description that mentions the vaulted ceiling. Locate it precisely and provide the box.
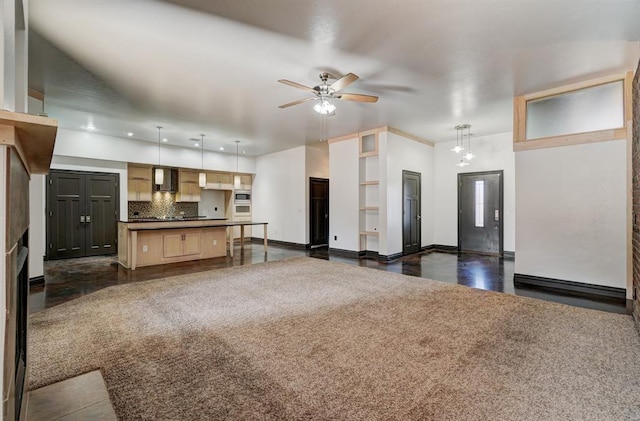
[28,0,640,156]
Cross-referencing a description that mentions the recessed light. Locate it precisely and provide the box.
[242,150,246,154]
[86,125,96,131]
[162,138,168,143]
[127,132,134,137]
[194,142,199,147]
[219,147,224,151]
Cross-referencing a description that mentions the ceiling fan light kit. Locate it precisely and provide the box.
[278,72,378,115]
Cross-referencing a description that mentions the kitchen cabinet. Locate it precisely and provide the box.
[176,170,201,202]
[127,165,152,202]
[118,223,227,268]
[163,232,201,258]
[236,174,252,190]
[206,172,234,190]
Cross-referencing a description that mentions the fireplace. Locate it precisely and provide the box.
[4,231,29,420]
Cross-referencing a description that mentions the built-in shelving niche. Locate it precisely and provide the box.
[358,132,380,253]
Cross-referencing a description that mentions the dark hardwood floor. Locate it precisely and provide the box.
[30,243,630,315]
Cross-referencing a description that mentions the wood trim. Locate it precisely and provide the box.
[624,71,633,124]
[360,181,379,186]
[359,207,379,211]
[522,72,628,101]
[513,127,627,151]
[387,127,434,147]
[627,122,633,299]
[327,133,358,144]
[515,72,631,152]
[513,96,526,143]
[27,89,44,101]
[0,110,58,174]
[359,231,379,236]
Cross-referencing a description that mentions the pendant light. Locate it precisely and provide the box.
[463,124,474,161]
[234,140,241,189]
[451,124,465,153]
[198,134,206,187]
[155,126,164,185]
[453,123,473,167]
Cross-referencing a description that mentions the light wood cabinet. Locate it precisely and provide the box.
[127,165,152,202]
[236,174,252,190]
[163,232,201,258]
[121,225,227,268]
[176,170,201,202]
[206,172,234,190]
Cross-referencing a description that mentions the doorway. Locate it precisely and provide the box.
[47,170,120,259]
[309,177,329,247]
[458,170,503,255]
[402,170,421,255]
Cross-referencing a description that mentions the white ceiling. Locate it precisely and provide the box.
[28,0,640,156]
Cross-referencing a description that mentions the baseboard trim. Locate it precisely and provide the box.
[514,273,626,302]
[328,248,364,258]
[422,244,459,253]
[503,251,515,260]
[29,275,44,287]
[250,238,308,250]
[379,252,403,262]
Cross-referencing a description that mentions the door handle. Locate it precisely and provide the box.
[80,215,85,223]
[416,215,422,220]
[86,215,91,223]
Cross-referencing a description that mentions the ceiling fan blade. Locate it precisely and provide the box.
[336,93,379,103]
[278,79,317,93]
[278,97,315,109]
[330,73,359,92]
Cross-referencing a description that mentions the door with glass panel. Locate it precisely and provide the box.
[458,171,503,254]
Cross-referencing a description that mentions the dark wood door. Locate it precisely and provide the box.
[47,170,119,259]
[310,178,329,247]
[48,171,86,259]
[86,173,119,256]
[402,170,421,255]
[458,170,503,255]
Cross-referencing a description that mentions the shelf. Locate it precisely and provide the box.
[360,231,379,237]
[0,110,58,174]
[359,207,379,211]
[360,180,379,186]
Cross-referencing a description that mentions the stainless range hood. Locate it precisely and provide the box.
[153,167,178,192]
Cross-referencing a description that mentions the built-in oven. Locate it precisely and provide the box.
[234,190,251,203]
[235,204,251,216]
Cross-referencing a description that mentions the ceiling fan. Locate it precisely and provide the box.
[278,72,378,114]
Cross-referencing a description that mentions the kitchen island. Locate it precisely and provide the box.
[118,219,268,270]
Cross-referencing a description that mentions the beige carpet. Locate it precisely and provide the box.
[29,257,640,420]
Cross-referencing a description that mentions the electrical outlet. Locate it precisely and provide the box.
[334,235,337,241]
[213,240,217,246]
[142,245,148,252]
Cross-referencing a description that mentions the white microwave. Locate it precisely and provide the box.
[234,190,251,203]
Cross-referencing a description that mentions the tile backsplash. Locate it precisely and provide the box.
[128,192,198,219]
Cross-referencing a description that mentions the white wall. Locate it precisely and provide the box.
[515,139,627,289]
[28,175,45,278]
[433,132,516,251]
[383,132,435,256]
[329,137,360,251]
[199,189,226,219]
[53,128,256,174]
[252,146,306,244]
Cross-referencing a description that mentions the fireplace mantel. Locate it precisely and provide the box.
[0,110,58,175]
